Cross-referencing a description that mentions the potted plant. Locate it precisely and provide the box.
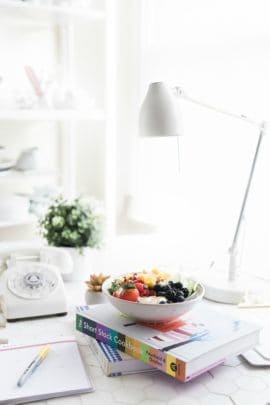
[39,196,104,281]
[85,273,110,305]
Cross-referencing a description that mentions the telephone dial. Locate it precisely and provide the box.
[0,246,73,321]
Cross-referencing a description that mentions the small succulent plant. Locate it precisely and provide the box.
[85,273,110,292]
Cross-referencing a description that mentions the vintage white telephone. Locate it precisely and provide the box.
[0,246,73,321]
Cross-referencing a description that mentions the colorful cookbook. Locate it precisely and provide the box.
[76,303,260,383]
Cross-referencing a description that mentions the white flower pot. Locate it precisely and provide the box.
[85,290,107,305]
[61,247,92,282]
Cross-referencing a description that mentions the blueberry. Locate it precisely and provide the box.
[181,288,189,298]
[174,282,183,289]
[175,290,185,301]
[165,290,177,302]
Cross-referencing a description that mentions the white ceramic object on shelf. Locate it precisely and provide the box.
[15,147,42,171]
[61,247,92,282]
[102,275,205,323]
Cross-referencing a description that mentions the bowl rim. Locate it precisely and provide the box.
[102,274,205,306]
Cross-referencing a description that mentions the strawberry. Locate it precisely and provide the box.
[120,283,140,302]
[134,282,144,293]
[142,288,150,296]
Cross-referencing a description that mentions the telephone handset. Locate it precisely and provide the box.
[0,246,72,321]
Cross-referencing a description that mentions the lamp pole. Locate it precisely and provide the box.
[228,122,265,281]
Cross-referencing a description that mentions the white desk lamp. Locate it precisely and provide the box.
[139,81,267,304]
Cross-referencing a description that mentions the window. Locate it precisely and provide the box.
[129,0,270,277]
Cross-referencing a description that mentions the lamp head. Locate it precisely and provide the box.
[139,81,182,137]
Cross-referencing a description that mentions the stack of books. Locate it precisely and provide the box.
[76,303,260,382]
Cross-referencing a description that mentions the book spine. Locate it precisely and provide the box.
[76,313,186,382]
[89,338,112,376]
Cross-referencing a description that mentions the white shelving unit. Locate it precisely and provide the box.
[0,109,105,121]
[0,0,106,25]
[0,0,117,240]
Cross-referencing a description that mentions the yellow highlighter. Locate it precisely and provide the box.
[17,346,49,387]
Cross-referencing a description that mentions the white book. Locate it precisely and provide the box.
[0,336,94,404]
[89,337,157,376]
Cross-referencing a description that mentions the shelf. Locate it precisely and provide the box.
[0,215,37,229]
[0,109,105,121]
[0,169,57,181]
[0,0,106,26]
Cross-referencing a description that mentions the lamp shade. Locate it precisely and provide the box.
[139,82,182,137]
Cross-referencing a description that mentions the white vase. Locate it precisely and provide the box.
[61,247,92,282]
[85,290,107,305]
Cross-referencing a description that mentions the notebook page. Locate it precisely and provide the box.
[0,337,93,404]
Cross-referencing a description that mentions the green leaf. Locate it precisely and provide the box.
[123,283,136,290]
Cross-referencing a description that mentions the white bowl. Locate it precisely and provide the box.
[102,275,205,323]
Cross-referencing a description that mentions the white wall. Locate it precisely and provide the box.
[129,0,270,277]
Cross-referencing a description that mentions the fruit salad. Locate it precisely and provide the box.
[108,269,196,304]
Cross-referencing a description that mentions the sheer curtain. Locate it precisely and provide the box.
[131,0,270,277]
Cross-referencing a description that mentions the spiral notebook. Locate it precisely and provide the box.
[0,336,94,405]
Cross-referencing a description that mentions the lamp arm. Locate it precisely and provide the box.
[228,122,266,280]
[174,86,268,132]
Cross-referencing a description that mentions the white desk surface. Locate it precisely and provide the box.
[3,280,270,405]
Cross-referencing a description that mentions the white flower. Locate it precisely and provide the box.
[70,231,79,240]
[52,216,65,228]
[71,209,80,219]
